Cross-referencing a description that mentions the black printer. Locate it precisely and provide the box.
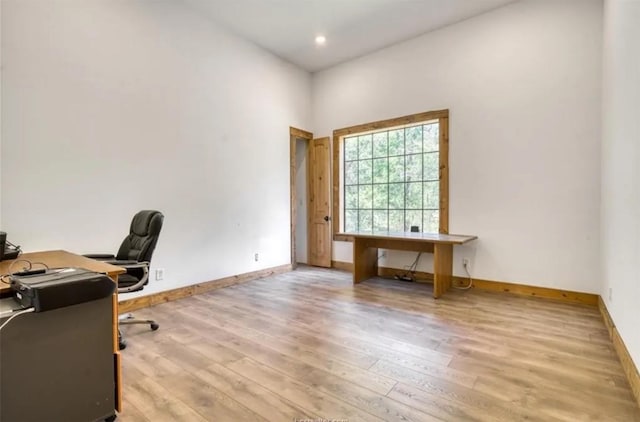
[10,268,115,312]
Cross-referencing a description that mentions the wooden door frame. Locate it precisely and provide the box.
[290,127,313,269]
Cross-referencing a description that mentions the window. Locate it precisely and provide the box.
[333,110,449,239]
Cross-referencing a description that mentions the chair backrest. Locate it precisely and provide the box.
[116,210,164,262]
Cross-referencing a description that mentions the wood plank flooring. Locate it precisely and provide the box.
[117,266,640,421]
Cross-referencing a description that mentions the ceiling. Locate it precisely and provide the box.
[181,0,517,72]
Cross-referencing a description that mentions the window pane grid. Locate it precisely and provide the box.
[345,180,439,186]
[347,151,422,162]
[344,123,439,233]
[345,208,439,211]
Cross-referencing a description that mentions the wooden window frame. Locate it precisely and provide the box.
[332,109,449,242]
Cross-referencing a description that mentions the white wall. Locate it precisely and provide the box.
[312,0,604,293]
[601,0,640,369]
[1,0,311,295]
[295,138,308,263]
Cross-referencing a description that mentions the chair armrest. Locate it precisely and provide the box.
[106,260,144,267]
[84,254,116,260]
[116,262,150,294]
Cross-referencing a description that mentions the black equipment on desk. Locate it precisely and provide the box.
[10,268,115,312]
[0,231,21,261]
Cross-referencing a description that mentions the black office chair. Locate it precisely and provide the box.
[86,210,164,350]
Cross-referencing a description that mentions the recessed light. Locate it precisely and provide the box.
[315,35,326,46]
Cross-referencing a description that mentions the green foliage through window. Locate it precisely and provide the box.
[344,122,440,233]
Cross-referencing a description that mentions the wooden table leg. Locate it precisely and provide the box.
[353,238,378,284]
[110,275,122,412]
[433,243,453,298]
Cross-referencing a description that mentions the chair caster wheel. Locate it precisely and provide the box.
[119,339,127,350]
[150,322,160,331]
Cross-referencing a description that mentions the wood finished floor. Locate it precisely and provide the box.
[118,266,640,422]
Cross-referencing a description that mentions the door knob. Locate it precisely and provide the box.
[324,216,331,222]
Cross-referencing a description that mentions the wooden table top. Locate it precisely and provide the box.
[0,250,125,294]
[339,231,478,245]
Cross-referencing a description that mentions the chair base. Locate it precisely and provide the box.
[118,330,126,350]
[118,313,159,350]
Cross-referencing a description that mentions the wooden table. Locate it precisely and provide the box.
[340,231,478,298]
[0,250,125,411]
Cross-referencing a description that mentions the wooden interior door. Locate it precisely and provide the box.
[308,137,332,267]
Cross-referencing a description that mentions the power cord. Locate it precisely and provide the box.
[395,252,422,282]
[0,259,33,284]
[8,259,33,275]
[0,307,35,332]
[1,260,50,284]
[454,260,473,290]
[9,259,49,273]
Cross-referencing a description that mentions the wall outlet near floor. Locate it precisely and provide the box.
[254,253,259,262]
[462,258,470,269]
[155,268,165,281]
[609,287,613,301]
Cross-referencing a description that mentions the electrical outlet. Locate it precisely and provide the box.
[254,253,259,262]
[609,287,613,301]
[155,268,164,281]
[462,258,470,268]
